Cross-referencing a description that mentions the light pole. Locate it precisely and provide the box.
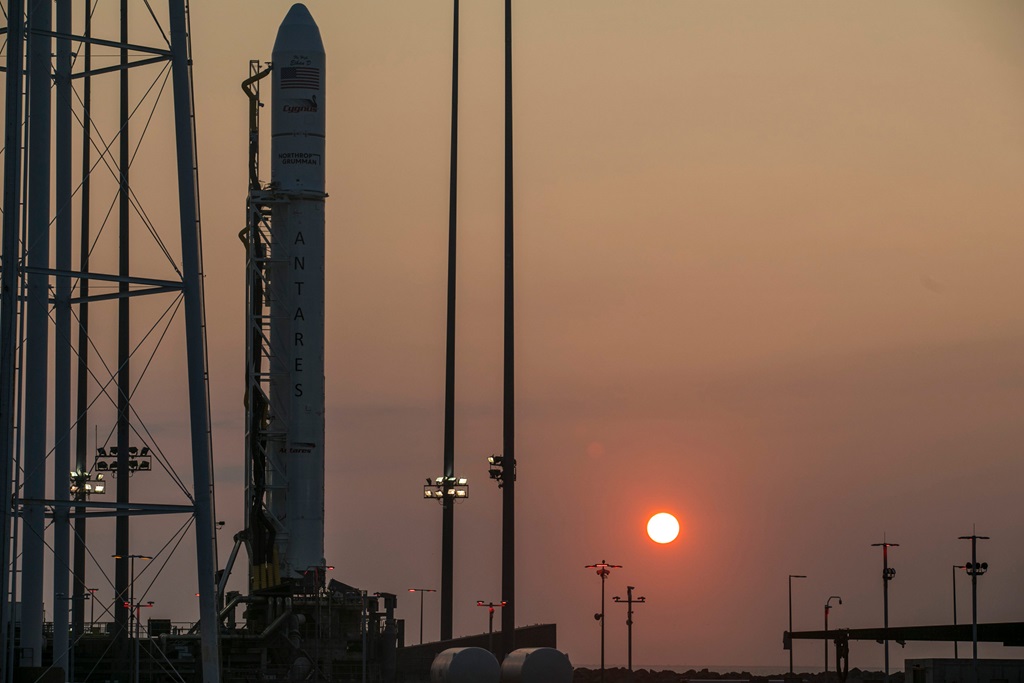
[824,596,841,678]
[788,574,806,675]
[423,475,468,640]
[407,588,435,645]
[871,539,898,682]
[477,600,506,654]
[84,590,95,635]
[586,560,621,683]
[113,553,151,683]
[613,586,646,672]
[87,587,99,632]
[125,599,154,683]
[952,565,966,659]
[958,531,989,683]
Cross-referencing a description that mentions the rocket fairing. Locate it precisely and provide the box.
[266,3,327,580]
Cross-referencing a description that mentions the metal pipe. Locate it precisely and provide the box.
[22,0,54,666]
[72,0,94,647]
[167,3,222,680]
[0,3,26,680]
[53,1,73,677]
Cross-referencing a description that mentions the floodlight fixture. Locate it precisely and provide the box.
[423,475,469,503]
[487,454,515,488]
[71,469,106,497]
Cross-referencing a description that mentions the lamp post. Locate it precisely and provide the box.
[124,599,154,683]
[477,600,506,654]
[871,539,898,682]
[87,587,98,632]
[486,453,517,659]
[787,575,806,675]
[422,475,468,640]
[952,565,966,659]
[824,596,841,679]
[958,531,989,683]
[113,553,151,683]
[586,561,621,683]
[407,588,435,645]
[613,586,646,672]
[55,592,92,680]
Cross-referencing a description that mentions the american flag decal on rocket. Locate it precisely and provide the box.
[281,66,320,89]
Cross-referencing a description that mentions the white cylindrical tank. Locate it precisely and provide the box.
[500,648,573,683]
[430,648,500,683]
[267,2,327,581]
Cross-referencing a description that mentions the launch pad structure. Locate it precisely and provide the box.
[0,1,220,683]
[0,2,399,682]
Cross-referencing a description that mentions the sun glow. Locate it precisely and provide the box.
[647,512,680,544]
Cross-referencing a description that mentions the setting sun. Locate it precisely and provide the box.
[646,512,680,544]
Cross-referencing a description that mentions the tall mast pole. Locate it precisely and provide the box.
[72,0,95,643]
[500,0,516,661]
[114,0,133,662]
[440,0,460,643]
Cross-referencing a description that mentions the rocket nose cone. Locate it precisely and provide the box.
[282,3,316,27]
[274,3,324,55]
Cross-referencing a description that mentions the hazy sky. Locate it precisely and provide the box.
[25,0,1024,672]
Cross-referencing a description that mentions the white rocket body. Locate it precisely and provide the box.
[267,3,326,580]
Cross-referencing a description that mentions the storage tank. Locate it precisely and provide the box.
[430,647,500,683]
[500,647,573,683]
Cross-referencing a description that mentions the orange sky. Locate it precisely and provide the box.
[27,0,1024,671]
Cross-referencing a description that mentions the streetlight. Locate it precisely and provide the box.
[788,574,806,675]
[585,560,621,683]
[87,587,99,632]
[959,530,989,683]
[407,588,435,645]
[613,586,646,672]
[123,599,154,683]
[113,553,152,683]
[952,565,966,659]
[476,600,506,654]
[824,596,841,679]
[871,539,899,682]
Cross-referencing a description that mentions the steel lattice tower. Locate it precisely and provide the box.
[0,3,221,682]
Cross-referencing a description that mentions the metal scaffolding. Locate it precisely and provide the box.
[0,2,221,682]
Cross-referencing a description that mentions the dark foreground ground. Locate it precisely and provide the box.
[573,668,902,683]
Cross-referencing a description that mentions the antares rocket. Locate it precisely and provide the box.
[261,3,327,583]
